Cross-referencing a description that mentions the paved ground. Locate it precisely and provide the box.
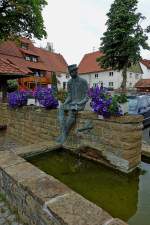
[0,133,25,224]
[0,195,25,225]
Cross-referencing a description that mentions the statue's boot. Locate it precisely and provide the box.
[56,132,67,144]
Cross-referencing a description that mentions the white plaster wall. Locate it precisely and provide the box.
[57,73,70,90]
[140,63,150,79]
[79,70,142,89]
[126,71,142,88]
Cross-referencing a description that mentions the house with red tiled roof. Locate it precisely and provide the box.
[140,59,150,79]
[135,79,150,92]
[0,37,68,90]
[78,51,143,90]
[0,57,29,101]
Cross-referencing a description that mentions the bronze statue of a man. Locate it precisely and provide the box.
[57,64,89,144]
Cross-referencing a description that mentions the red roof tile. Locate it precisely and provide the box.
[135,79,150,88]
[0,58,27,76]
[20,48,40,56]
[140,59,150,69]
[78,51,109,74]
[35,48,68,73]
[0,38,68,77]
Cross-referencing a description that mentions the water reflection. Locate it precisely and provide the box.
[28,150,142,222]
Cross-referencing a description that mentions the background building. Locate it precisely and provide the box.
[0,37,68,90]
[78,51,143,90]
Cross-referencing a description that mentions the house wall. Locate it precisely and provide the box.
[57,73,70,90]
[140,63,150,79]
[79,70,142,89]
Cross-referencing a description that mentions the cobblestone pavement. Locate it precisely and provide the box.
[0,195,25,225]
[0,133,26,224]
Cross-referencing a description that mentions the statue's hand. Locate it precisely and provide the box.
[70,101,77,106]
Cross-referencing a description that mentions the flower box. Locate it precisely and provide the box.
[27,98,40,106]
[119,102,128,115]
[98,115,104,119]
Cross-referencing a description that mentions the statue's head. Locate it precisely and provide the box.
[68,64,78,79]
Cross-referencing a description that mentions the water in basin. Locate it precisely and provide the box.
[28,149,150,225]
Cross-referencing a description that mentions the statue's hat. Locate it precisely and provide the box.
[68,64,78,72]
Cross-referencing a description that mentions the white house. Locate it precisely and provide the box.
[78,51,143,90]
[56,73,70,90]
[140,59,150,79]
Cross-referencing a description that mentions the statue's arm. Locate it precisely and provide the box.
[64,82,71,105]
[77,81,89,105]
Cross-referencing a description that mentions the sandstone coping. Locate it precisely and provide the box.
[0,150,128,225]
[142,143,150,157]
[77,111,143,123]
[12,141,61,157]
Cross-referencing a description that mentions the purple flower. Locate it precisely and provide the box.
[89,86,122,118]
[8,90,29,108]
[33,87,58,109]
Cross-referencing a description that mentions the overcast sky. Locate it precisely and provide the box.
[36,0,150,65]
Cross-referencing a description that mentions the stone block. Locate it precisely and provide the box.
[47,191,112,225]
[105,218,128,225]
[21,174,71,204]
[0,151,25,169]
[4,162,45,183]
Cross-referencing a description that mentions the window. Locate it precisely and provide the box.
[109,72,113,76]
[21,43,28,49]
[93,83,98,87]
[95,73,98,78]
[25,55,38,62]
[25,56,30,61]
[135,74,139,79]
[129,83,132,87]
[32,57,38,62]
[63,82,66,90]
[109,82,113,87]
[130,73,132,78]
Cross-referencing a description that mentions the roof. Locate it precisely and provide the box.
[0,38,68,77]
[78,51,109,74]
[20,48,40,56]
[35,48,68,73]
[0,58,28,77]
[135,79,150,88]
[140,59,150,69]
[78,51,143,74]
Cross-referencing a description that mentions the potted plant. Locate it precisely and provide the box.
[115,94,128,115]
[89,86,122,119]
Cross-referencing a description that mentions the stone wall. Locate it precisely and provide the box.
[0,104,143,173]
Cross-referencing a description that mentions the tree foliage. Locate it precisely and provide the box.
[0,0,47,41]
[98,0,149,89]
[51,72,58,96]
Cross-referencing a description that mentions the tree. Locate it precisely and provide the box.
[0,0,47,41]
[7,79,18,92]
[98,0,149,90]
[51,72,58,96]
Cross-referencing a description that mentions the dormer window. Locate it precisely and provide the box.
[25,55,30,61]
[21,43,28,49]
[25,55,38,62]
[32,56,38,62]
